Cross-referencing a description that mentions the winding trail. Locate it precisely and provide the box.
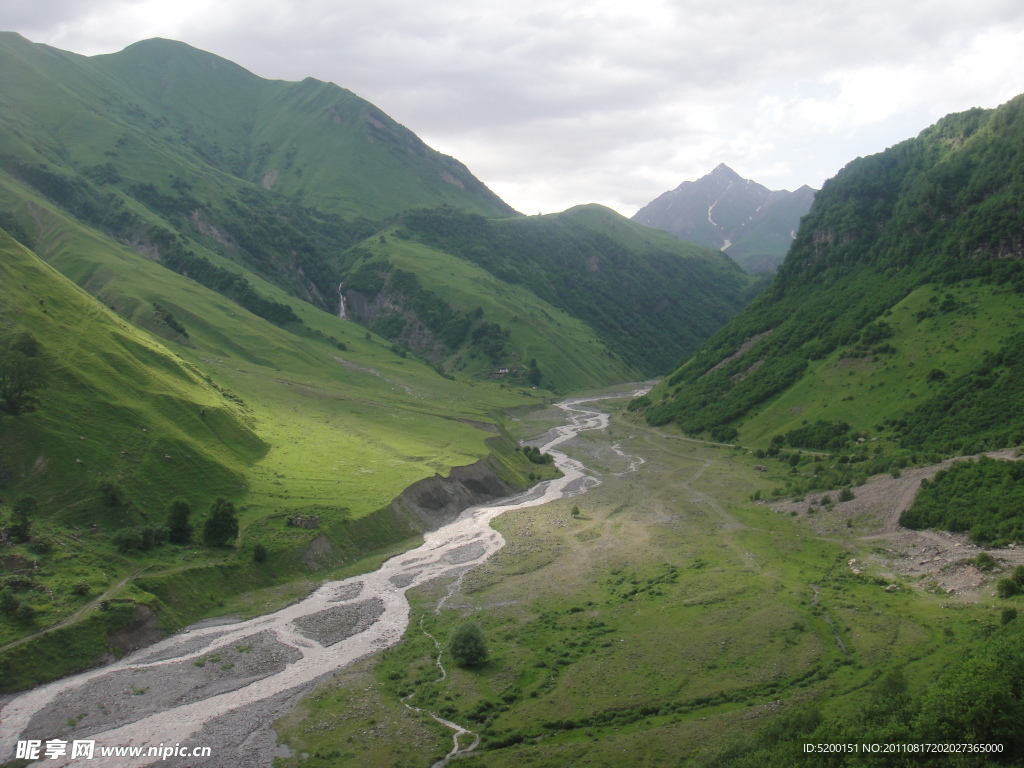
[0,391,645,767]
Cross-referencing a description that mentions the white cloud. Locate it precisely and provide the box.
[6,0,1024,215]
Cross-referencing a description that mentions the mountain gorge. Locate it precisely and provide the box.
[633,163,815,273]
[5,28,1024,768]
[0,31,758,687]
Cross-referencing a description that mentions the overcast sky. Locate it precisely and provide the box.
[4,0,1024,216]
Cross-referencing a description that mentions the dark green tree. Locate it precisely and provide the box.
[253,544,268,563]
[0,350,46,414]
[527,358,542,387]
[448,622,488,667]
[9,331,40,358]
[11,495,36,542]
[98,482,125,508]
[202,497,239,547]
[0,588,18,616]
[167,499,193,544]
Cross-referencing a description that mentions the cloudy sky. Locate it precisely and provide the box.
[4,0,1024,215]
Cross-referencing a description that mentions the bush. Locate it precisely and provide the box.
[973,552,997,571]
[838,487,856,502]
[448,622,488,667]
[203,498,239,547]
[1001,607,1018,625]
[0,349,47,414]
[1012,565,1024,586]
[10,495,36,542]
[253,544,268,563]
[996,578,1019,599]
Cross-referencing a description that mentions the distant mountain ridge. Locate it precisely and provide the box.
[632,164,815,272]
[639,95,1024,468]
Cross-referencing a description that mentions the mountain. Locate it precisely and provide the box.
[632,163,815,272]
[0,33,514,221]
[0,32,763,683]
[636,95,1024,487]
[0,32,756,390]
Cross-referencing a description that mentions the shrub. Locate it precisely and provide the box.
[838,488,856,502]
[1001,607,1018,625]
[973,552,997,571]
[253,544,268,563]
[448,622,488,667]
[11,495,36,542]
[996,578,1019,599]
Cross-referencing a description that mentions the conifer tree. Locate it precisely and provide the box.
[168,499,193,544]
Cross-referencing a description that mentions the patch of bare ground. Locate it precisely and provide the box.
[767,448,1024,600]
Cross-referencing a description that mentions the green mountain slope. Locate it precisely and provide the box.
[639,95,1024,467]
[0,32,514,221]
[386,203,761,377]
[0,172,553,686]
[0,32,755,389]
[0,229,264,526]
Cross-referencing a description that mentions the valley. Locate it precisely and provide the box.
[269,393,1020,768]
[3,29,1024,768]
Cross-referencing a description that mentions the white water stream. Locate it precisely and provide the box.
[0,391,645,767]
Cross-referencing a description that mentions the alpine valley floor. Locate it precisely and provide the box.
[270,394,1019,768]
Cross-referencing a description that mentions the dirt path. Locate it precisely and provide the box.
[0,567,148,653]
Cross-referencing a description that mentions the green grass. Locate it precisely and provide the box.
[735,280,1024,447]
[0,192,548,684]
[362,234,637,391]
[271,402,995,767]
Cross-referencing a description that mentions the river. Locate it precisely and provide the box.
[0,390,645,767]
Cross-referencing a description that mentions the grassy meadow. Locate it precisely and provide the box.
[271,397,998,767]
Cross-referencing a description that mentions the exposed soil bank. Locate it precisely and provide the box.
[0,393,632,767]
[0,449,532,697]
[395,455,522,532]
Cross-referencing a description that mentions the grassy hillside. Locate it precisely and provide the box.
[639,94,1024,471]
[392,204,761,376]
[0,230,262,525]
[0,32,514,222]
[0,32,757,390]
[0,187,554,689]
[350,234,638,391]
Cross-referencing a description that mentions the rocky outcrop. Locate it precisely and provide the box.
[393,457,518,531]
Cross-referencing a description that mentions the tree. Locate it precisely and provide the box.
[448,622,488,667]
[11,495,36,542]
[202,497,239,547]
[0,588,18,616]
[0,350,46,414]
[527,358,542,387]
[167,499,193,544]
[253,544,268,563]
[98,482,125,508]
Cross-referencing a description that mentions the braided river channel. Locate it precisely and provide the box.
[0,390,646,767]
